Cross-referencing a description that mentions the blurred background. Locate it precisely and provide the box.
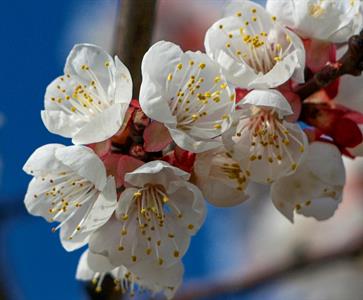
[1,0,363,299]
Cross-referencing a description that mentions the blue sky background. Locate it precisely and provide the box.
[0,1,114,299]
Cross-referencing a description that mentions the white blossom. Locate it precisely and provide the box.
[76,250,183,299]
[223,89,308,184]
[194,146,249,207]
[266,0,362,43]
[205,0,305,89]
[335,73,363,114]
[139,41,235,153]
[42,44,132,145]
[89,161,206,270]
[271,141,346,222]
[23,144,117,251]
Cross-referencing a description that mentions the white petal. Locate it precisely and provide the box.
[87,251,115,273]
[76,250,95,281]
[205,2,305,89]
[167,126,222,153]
[205,17,259,88]
[114,56,133,104]
[241,89,293,117]
[271,142,345,222]
[335,74,363,114]
[65,44,115,98]
[55,145,107,190]
[140,41,182,124]
[225,111,308,184]
[89,216,147,268]
[167,181,207,235]
[140,41,235,153]
[265,0,295,27]
[288,29,306,84]
[124,160,190,188]
[41,74,90,137]
[266,0,361,42]
[248,50,301,89]
[23,144,65,177]
[88,216,121,258]
[72,103,126,145]
[224,0,266,18]
[199,178,248,207]
[24,177,57,218]
[41,110,86,138]
[139,77,177,124]
[60,176,117,252]
[306,142,346,186]
[130,261,184,300]
[298,196,341,221]
[194,147,249,207]
[42,43,132,144]
[115,187,138,219]
[150,214,191,267]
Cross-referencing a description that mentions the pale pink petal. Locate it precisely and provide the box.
[143,121,173,152]
[87,139,112,159]
[117,156,144,187]
[304,39,336,73]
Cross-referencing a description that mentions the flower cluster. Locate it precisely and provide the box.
[23,0,363,298]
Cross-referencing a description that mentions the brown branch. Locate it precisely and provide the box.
[0,274,7,300]
[295,29,363,100]
[113,0,158,98]
[173,234,363,300]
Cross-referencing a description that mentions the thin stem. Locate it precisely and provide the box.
[295,29,363,100]
[113,0,158,98]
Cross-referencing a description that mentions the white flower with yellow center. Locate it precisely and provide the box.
[42,44,132,145]
[139,41,235,153]
[223,89,308,184]
[89,160,206,270]
[76,250,183,299]
[23,144,117,251]
[205,0,305,89]
[266,0,362,43]
[271,142,345,222]
[194,146,249,207]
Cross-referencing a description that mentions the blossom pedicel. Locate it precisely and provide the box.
[23,0,363,297]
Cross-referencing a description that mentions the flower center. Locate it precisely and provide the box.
[220,162,249,191]
[134,184,169,225]
[235,108,305,183]
[213,152,249,191]
[219,9,293,74]
[165,61,231,131]
[31,170,98,238]
[309,3,326,17]
[49,63,112,120]
[118,184,186,265]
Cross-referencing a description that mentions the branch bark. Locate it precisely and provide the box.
[295,29,363,100]
[113,0,158,98]
[173,234,363,300]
